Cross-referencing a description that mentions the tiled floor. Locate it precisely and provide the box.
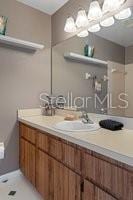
[0,171,43,200]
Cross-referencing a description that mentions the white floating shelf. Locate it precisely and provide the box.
[64,52,108,66]
[0,35,44,50]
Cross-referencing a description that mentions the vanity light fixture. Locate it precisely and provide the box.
[76,9,89,28]
[88,1,103,20]
[64,0,129,35]
[102,0,125,13]
[115,8,132,20]
[100,17,115,27]
[64,17,77,33]
[77,30,89,37]
[88,24,101,32]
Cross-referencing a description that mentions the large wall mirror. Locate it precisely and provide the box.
[52,6,133,118]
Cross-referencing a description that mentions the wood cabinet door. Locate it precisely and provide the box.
[83,180,117,200]
[95,187,116,200]
[36,149,50,200]
[83,152,133,200]
[49,156,81,200]
[20,138,35,185]
[49,137,81,174]
[83,180,95,200]
[20,138,25,174]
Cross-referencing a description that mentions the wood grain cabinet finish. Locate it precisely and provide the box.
[19,123,133,200]
[19,123,36,144]
[82,152,133,200]
[49,155,81,200]
[95,188,117,200]
[36,131,81,174]
[20,138,35,185]
[49,137,81,174]
[36,149,50,199]
[83,180,95,200]
[36,149,81,200]
[83,180,117,200]
[36,131,49,152]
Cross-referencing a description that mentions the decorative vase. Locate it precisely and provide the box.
[0,16,8,35]
[84,45,95,57]
[88,46,95,57]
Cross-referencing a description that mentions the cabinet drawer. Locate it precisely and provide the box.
[83,152,133,200]
[37,131,49,152]
[49,137,62,160]
[49,137,81,174]
[20,123,36,144]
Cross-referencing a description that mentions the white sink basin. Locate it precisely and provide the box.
[54,120,100,132]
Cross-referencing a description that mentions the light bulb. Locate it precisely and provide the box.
[76,9,89,28]
[88,1,103,20]
[100,17,115,27]
[77,30,89,37]
[115,8,132,20]
[88,24,101,32]
[102,0,125,13]
[64,17,77,33]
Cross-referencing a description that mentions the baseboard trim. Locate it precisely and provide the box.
[0,169,21,181]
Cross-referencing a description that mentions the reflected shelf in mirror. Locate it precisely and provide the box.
[64,52,108,66]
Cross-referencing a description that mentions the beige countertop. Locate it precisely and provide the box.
[18,109,133,167]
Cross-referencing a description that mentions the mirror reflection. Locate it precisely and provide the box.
[52,7,133,117]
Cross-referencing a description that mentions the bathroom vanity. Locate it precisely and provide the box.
[18,111,133,200]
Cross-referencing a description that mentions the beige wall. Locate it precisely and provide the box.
[125,63,133,117]
[0,0,51,175]
[107,61,125,117]
[125,46,133,117]
[125,46,133,64]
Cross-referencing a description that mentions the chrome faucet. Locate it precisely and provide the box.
[81,111,94,124]
[41,94,66,116]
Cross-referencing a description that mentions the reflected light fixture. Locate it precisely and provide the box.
[102,0,125,13]
[115,8,132,20]
[64,17,77,33]
[88,24,101,32]
[77,30,89,37]
[64,0,128,34]
[88,1,103,20]
[100,17,115,27]
[76,9,89,28]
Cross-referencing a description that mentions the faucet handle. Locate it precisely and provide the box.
[81,111,88,117]
[56,95,65,109]
[80,111,94,124]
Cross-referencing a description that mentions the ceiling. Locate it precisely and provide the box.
[17,0,69,15]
